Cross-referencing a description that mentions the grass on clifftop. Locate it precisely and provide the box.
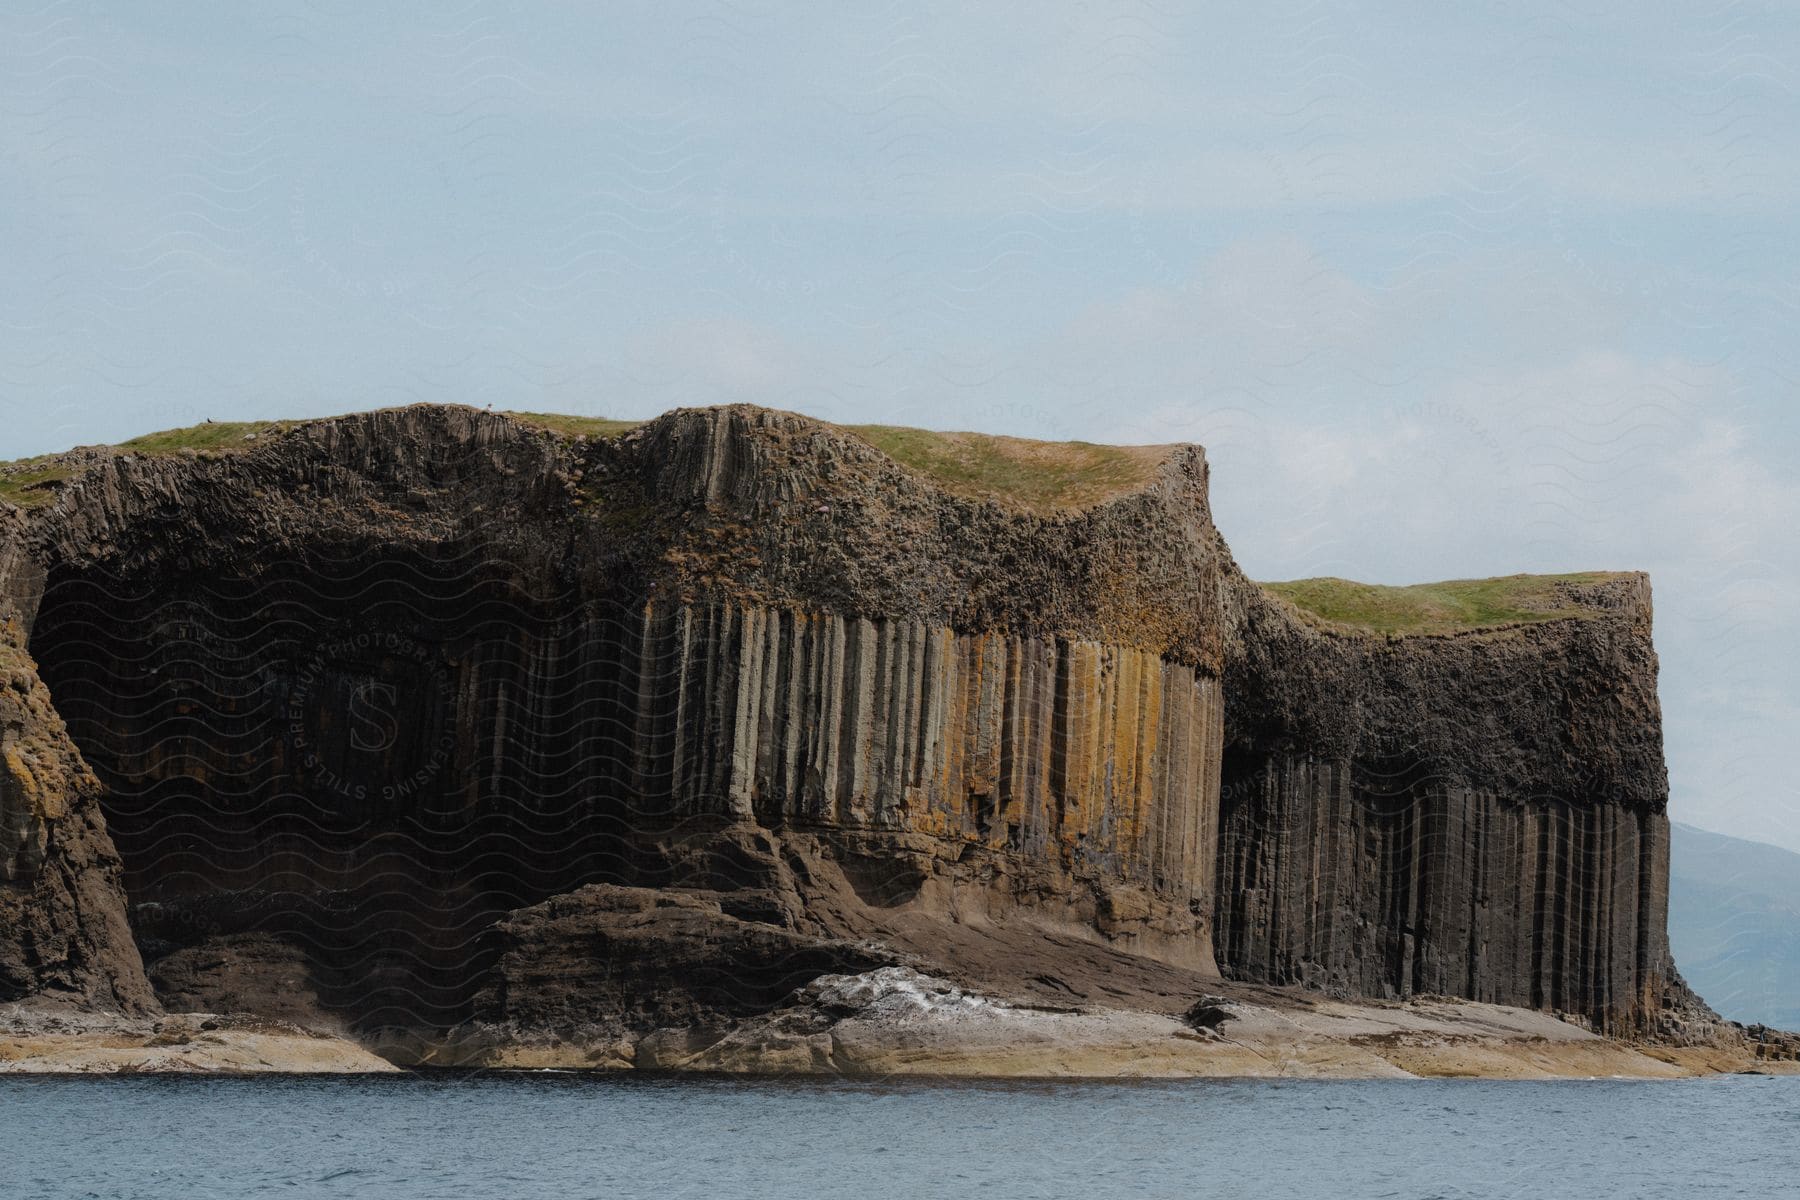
[0,420,298,508]
[2,406,1173,514]
[501,411,646,440]
[116,420,298,455]
[1260,572,1628,635]
[0,410,635,508]
[0,458,73,509]
[844,425,1171,512]
[506,414,1176,511]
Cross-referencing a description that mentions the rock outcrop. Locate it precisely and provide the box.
[0,558,152,1012]
[1215,574,1679,1034]
[146,932,336,1031]
[0,403,1715,1058]
[406,882,895,1066]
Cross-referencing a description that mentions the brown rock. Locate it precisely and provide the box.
[0,602,153,1012]
[147,933,334,1031]
[466,883,892,1034]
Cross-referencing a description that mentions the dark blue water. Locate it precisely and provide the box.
[3,1073,1796,1200]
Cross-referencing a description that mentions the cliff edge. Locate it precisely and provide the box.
[0,403,1763,1073]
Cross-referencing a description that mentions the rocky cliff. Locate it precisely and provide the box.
[1216,574,1683,1035]
[0,403,1705,1053]
[1,504,151,1013]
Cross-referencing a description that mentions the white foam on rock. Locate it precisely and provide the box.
[801,966,998,1022]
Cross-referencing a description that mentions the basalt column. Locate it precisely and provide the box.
[1214,754,1672,1030]
[1214,574,1680,1034]
[621,602,1223,930]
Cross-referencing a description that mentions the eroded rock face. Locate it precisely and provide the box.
[1214,574,1684,1035]
[468,883,892,1032]
[0,403,1703,1044]
[0,605,152,1012]
[146,933,334,1031]
[1,406,1231,1034]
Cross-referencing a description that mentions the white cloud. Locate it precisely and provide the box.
[1003,233,1800,852]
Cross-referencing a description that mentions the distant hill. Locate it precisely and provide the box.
[1669,822,1800,1029]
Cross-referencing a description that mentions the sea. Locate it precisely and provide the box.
[3,1072,1796,1199]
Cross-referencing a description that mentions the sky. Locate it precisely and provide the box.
[4,2,1799,851]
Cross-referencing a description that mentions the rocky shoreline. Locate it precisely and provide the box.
[6,975,1792,1080]
[0,1003,395,1074]
[12,875,1792,1080]
[408,974,1794,1081]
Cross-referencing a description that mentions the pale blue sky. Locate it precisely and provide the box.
[5,2,1799,849]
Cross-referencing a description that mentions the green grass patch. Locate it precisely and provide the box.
[1,420,300,509]
[843,424,1171,512]
[502,411,645,440]
[1260,572,1629,635]
[117,420,298,455]
[0,456,75,509]
[4,407,1171,515]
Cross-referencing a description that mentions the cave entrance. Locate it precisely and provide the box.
[27,546,654,1034]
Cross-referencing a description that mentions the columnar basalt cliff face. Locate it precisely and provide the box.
[0,403,1695,1044]
[615,604,1222,906]
[1214,575,1679,1034]
[0,405,1228,1032]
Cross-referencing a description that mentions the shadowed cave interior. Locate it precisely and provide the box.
[29,544,793,1033]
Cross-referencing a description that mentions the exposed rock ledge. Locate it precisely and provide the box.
[0,1003,396,1073]
[536,973,1792,1080]
[381,882,1788,1079]
[1,987,1784,1079]
[4,875,1789,1078]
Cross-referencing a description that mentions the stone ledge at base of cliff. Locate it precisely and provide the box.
[0,1003,398,1074]
[0,402,1752,1070]
[4,873,1786,1078]
[377,883,1792,1081]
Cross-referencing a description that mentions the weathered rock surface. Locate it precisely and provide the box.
[1743,1024,1800,1063]
[146,933,337,1032]
[0,1002,396,1073]
[0,600,152,1012]
[1214,573,1687,1035]
[412,956,1791,1080]
[471,882,892,1032]
[0,402,1752,1070]
[4,405,1232,1036]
